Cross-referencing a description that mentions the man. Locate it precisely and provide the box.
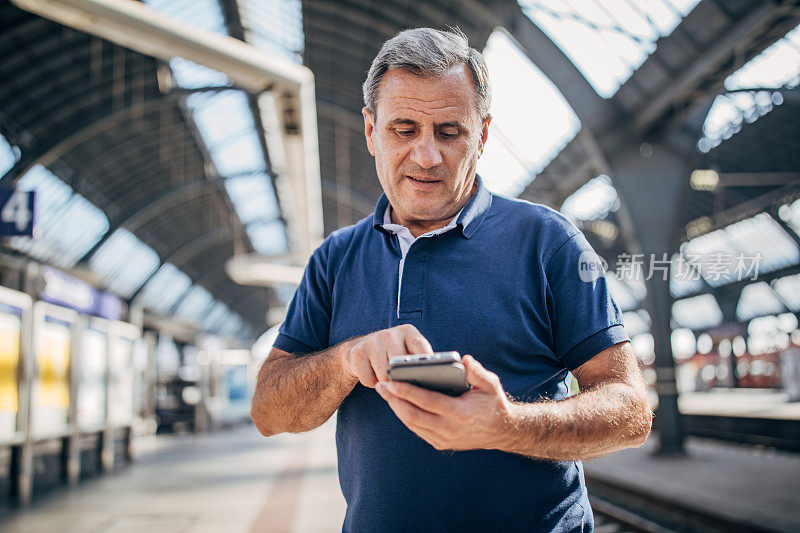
[251,28,652,532]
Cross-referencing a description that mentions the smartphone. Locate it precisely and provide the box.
[387,351,470,396]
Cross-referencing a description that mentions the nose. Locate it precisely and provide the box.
[409,132,443,169]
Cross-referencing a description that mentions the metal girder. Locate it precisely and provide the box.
[504,6,615,130]
[13,0,323,266]
[718,172,800,187]
[77,177,231,264]
[632,0,800,137]
[1,93,180,185]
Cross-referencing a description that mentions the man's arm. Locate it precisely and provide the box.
[375,341,653,461]
[251,324,434,437]
[251,342,358,436]
[496,341,653,460]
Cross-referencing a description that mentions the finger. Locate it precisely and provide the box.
[353,355,378,388]
[371,350,391,382]
[377,383,440,431]
[463,355,501,391]
[401,328,433,355]
[385,381,453,415]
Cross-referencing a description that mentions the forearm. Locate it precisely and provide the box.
[495,382,652,461]
[251,339,359,436]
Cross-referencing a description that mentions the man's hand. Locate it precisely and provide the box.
[375,355,511,451]
[343,324,434,388]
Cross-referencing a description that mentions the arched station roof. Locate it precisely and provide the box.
[1,0,798,341]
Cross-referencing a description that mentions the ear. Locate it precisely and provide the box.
[363,106,376,156]
[478,115,491,157]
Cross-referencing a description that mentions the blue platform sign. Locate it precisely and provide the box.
[0,189,34,237]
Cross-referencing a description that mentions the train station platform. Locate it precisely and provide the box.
[583,435,800,533]
[0,421,346,533]
[2,417,799,532]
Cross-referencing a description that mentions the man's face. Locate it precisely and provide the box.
[363,64,490,230]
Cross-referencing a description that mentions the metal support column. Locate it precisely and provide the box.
[611,143,687,455]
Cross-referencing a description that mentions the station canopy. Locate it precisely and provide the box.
[0,0,798,342]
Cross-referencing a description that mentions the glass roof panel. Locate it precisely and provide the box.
[0,134,16,176]
[736,282,785,322]
[606,273,638,312]
[224,173,279,224]
[682,213,800,287]
[187,91,257,164]
[560,174,619,222]
[169,57,230,89]
[479,30,580,196]
[9,166,109,269]
[237,0,304,64]
[699,24,800,151]
[174,285,214,322]
[623,309,651,337]
[247,220,289,256]
[202,301,230,331]
[778,198,800,238]
[143,0,227,35]
[672,293,723,330]
[520,0,700,97]
[89,229,160,299]
[135,263,193,315]
[772,274,800,312]
[670,252,705,298]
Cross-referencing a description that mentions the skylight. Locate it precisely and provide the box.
[772,274,800,313]
[778,198,800,238]
[520,0,700,98]
[672,294,723,330]
[478,29,580,196]
[681,212,800,287]
[0,135,16,177]
[606,274,639,312]
[237,0,304,64]
[169,57,230,89]
[699,24,800,152]
[89,228,161,299]
[135,263,193,315]
[560,175,619,222]
[736,282,785,322]
[143,0,227,35]
[173,285,215,322]
[246,220,288,256]
[9,165,109,269]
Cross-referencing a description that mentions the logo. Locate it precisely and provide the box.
[578,250,608,282]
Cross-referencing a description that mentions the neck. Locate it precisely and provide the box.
[390,181,477,238]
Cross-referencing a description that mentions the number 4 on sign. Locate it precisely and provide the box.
[1,190,32,232]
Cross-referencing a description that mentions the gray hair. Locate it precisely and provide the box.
[362,27,491,119]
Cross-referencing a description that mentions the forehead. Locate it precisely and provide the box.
[375,64,479,122]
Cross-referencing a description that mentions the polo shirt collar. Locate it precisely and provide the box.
[372,174,492,239]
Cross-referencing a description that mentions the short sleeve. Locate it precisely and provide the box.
[273,243,333,354]
[545,232,629,370]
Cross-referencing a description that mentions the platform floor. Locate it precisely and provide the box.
[0,420,346,533]
[3,419,800,532]
[678,389,800,420]
[583,435,800,533]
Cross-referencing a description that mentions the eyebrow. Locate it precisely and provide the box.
[386,118,464,129]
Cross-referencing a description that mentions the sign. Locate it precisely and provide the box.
[0,312,20,440]
[40,267,122,321]
[0,189,34,237]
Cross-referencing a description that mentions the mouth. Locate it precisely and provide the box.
[406,175,441,183]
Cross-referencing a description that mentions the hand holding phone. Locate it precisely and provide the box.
[387,351,470,396]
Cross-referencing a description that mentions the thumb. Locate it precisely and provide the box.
[463,355,501,391]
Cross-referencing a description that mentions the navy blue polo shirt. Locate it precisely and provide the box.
[275,176,628,532]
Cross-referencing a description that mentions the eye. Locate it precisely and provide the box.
[438,128,459,140]
[396,129,415,137]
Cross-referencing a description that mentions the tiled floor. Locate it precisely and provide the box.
[0,419,346,533]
